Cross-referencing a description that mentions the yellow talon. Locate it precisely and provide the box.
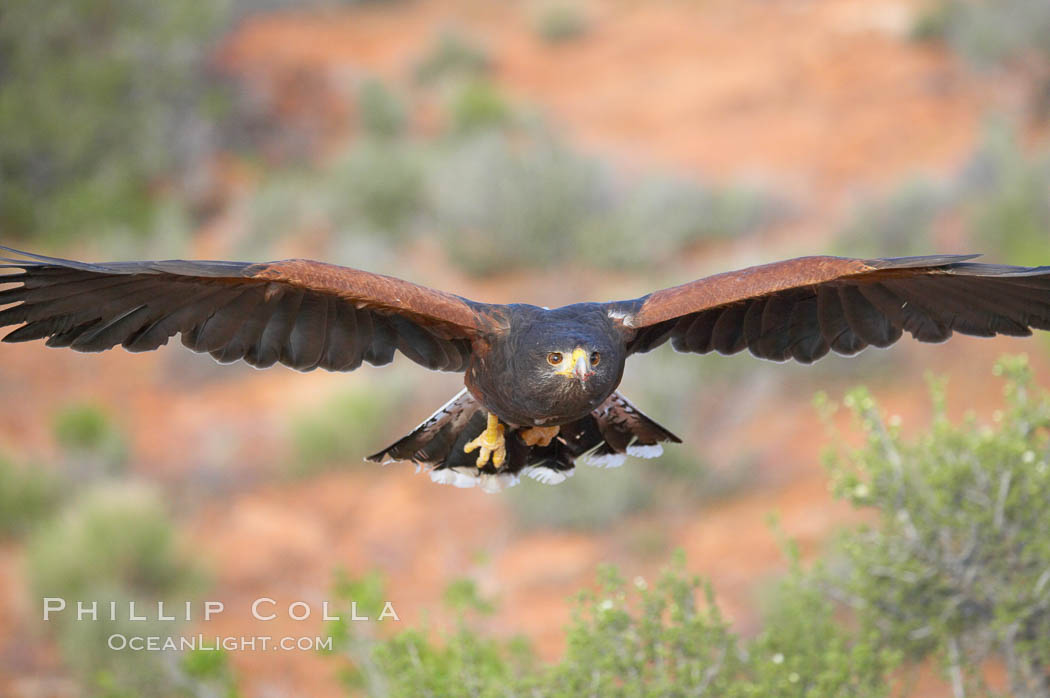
[464,412,506,469]
[520,425,560,447]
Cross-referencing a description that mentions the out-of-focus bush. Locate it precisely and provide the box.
[428,132,610,275]
[834,121,1050,265]
[175,648,241,698]
[0,454,60,539]
[833,178,948,258]
[578,174,791,271]
[534,4,591,44]
[413,29,493,87]
[28,485,201,611]
[429,131,789,276]
[956,122,1050,265]
[329,140,428,237]
[447,81,516,136]
[913,0,1050,69]
[327,355,1050,697]
[242,77,790,273]
[818,354,1050,696]
[328,552,895,697]
[288,384,403,477]
[247,137,426,254]
[356,79,409,140]
[913,0,1050,120]
[0,0,229,242]
[507,462,655,530]
[53,402,129,483]
[27,484,205,696]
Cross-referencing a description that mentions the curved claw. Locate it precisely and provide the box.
[464,412,506,469]
[520,425,560,447]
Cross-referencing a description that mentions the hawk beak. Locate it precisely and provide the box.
[572,348,590,381]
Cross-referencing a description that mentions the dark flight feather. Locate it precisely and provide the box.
[0,246,489,374]
[621,256,1050,363]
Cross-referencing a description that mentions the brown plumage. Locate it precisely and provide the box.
[3,247,1049,490]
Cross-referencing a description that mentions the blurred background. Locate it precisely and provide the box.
[2,0,1050,695]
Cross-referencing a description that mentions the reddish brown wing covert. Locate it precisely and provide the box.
[616,255,1050,363]
[0,247,490,373]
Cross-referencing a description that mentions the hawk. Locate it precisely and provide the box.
[3,247,1049,491]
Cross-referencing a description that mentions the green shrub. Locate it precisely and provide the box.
[507,461,655,530]
[534,4,590,44]
[413,29,492,87]
[326,355,1050,697]
[579,174,791,270]
[246,138,426,254]
[913,0,1050,69]
[429,132,610,276]
[356,79,408,140]
[289,385,402,476]
[52,402,129,481]
[0,454,60,539]
[447,80,515,136]
[0,0,229,241]
[27,484,205,697]
[956,122,1050,265]
[28,484,200,604]
[819,355,1050,695]
[328,552,896,697]
[329,139,427,236]
[833,121,1050,265]
[833,178,947,258]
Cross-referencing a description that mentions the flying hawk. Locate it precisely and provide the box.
[2,247,1049,491]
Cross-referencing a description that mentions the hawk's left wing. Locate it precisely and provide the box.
[606,255,1050,364]
[0,246,493,372]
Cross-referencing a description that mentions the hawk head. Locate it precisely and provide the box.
[511,315,626,424]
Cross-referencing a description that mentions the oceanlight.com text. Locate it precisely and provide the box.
[107,634,335,652]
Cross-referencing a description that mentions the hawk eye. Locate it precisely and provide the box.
[590,351,601,366]
[547,352,563,365]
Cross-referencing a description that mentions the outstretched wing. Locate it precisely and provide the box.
[608,255,1050,363]
[0,246,491,372]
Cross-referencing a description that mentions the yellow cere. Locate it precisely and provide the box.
[554,347,589,376]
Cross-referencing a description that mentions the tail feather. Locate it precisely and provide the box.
[366,390,681,492]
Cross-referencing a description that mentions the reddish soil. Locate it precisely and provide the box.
[1,1,1041,696]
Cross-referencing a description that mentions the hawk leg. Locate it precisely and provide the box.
[519,425,560,447]
[464,412,506,469]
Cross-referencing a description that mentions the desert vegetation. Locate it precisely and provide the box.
[3,0,1050,695]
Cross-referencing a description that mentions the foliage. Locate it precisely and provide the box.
[330,140,427,236]
[578,174,791,271]
[429,131,789,276]
[507,462,655,530]
[428,132,610,275]
[0,453,60,539]
[247,137,426,253]
[447,80,516,136]
[534,4,591,44]
[176,648,241,698]
[819,354,1050,696]
[833,178,948,258]
[834,120,1050,265]
[913,0,1050,69]
[356,79,408,140]
[27,484,205,697]
[0,0,230,241]
[288,385,402,476]
[244,88,788,275]
[413,29,493,87]
[328,552,896,697]
[326,355,1050,696]
[955,122,1050,265]
[28,484,201,608]
[52,402,129,480]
